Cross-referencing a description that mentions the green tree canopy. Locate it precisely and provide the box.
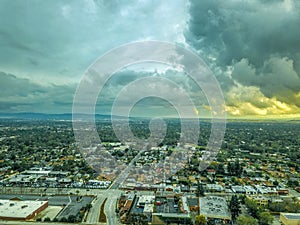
[195,215,206,225]
[229,195,241,220]
[237,215,258,225]
[259,212,274,225]
[126,213,148,225]
[245,198,261,219]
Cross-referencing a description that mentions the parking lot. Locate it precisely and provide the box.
[56,195,93,220]
[0,194,94,220]
[0,185,105,196]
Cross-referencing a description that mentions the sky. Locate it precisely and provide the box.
[0,0,299,119]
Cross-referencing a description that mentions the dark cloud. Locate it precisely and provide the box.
[0,72,76,113]
[95,68,209,117]
[0,68,209,116]
[187,0,300,69]
[232,57,300,106]
[1,72,44,96]
[186,0,300,116]
[0,0,299,117]
[0,0,188,114]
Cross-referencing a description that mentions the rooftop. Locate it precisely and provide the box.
[137,195,155,206]
[281,213,300,220]
[200,196,231,219]
[143,204,154,213]
[0,200,48,219]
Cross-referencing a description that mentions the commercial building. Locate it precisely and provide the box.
[136,195,155,208]
[206,184,224,192]
[280,213,300,225]
[200,196,231,220]
[0,199,48,220]
[231,185,246,194]
[247,196,269,206]
[244,185,258,195]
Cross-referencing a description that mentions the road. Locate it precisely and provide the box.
[85,194,106,224]
[84,189,121,225]
[109,143,149,189]
[104,190,121,225]
[0,143,149,225]
[103,144,149,224]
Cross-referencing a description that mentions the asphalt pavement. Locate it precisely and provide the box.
[85,194,103,224]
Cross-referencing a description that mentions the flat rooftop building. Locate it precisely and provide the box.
[143,204,154,213]
[280,213,300,225]
[137,195,155,208]
[0,200,48,221]
[200,196,231,220]
[244,185,258,195]
[231,185,246,194]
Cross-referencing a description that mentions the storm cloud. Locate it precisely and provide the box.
[0,72,75,113]
[0,0,299,117]
[186,0,300,116]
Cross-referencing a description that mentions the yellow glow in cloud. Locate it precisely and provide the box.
[226,102,267,116]
[272,99,291,111]
[225,84,300,118]
[193,107,199,116]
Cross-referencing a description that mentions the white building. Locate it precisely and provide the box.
[0,200,48,220]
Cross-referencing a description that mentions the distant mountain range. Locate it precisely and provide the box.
[0,112,170,121]
[0,112,299,123]
[0,112,115,120]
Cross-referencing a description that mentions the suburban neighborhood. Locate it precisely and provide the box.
[0,119,299,224]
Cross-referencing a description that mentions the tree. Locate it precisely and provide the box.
[207,218,216,225]
[287,179,299,188]
[196,180,205,197]
[60,217,67,222]
[234,159,243,177]
[196,179,205,215]
[268,199,300,213]
[259,212,273,225]
[195,215,206,225]
[44,217,51,222]
[126,213,148,225]
[68,215,77,223]
[229,195,241,220]
[245,198,261,219]
[228,162,235,175]
[216,163,225,175]
[237,215,258,225]
[228,160,243,177]
[239,195,246,204]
